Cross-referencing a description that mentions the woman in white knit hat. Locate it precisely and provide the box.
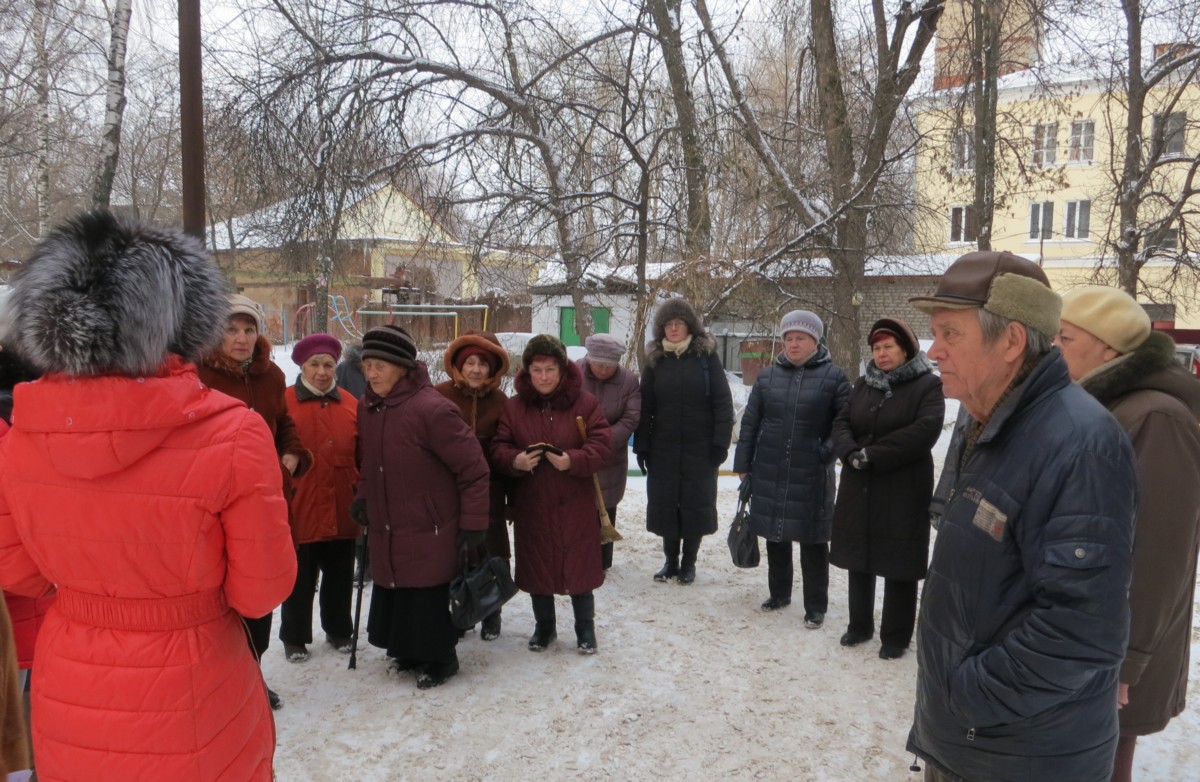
[733,309,850,628]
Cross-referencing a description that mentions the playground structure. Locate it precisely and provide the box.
[293,296,490,345]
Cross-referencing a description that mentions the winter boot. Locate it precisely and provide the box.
[416,656,460,689]
[481,609,502,642]
[528,595,557,652]
[677,537,701,585]
[571,592,597,655]
[266,686,282,710]
[283,643,309,663]
[653,537,681,582]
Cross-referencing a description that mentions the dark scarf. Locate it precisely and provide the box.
[864,353,934,392]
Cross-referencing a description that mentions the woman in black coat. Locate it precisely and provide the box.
[633,298,734,585]
[830,317,944,660]
[733,310,850,629]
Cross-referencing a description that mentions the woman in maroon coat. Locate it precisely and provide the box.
[434,330,511,640]
[197,294,313,711]
[491,334,612,654]
[350,325,490,689]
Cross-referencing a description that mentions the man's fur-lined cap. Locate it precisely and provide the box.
[522,333,569,369]
[910,251,1061,338]
[7,210,227,376]
[652,298,705,341]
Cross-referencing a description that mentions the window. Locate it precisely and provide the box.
[1147,226,1179,250]
[952,129,975,172]
[1029,201,1054,240]
[1064,200,1091,239]
[1153,112,1186,157]
[1032,122,1058,166]
[949,205,977,243]
[1068,120,1095,162]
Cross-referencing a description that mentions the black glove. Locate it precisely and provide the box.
[847,449,869,471]
[711,447,728,468]
[349,498,369,526]
[457,529,486,549]
[636,453,647,475]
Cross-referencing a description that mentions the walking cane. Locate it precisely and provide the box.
[575,416,623,544]
[348,530,367,670]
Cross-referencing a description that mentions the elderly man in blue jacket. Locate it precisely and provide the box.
[906,251,1137,782]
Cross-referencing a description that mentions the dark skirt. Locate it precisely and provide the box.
[366,583,457,663]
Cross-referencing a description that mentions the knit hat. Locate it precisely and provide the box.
[522,333,569,369]
[779,310,824,341]
[227,293,264,332]
[584,333,625,365]
[6,210,228,376]
[291,333,343,366]
[910,250,1061,338]
[1060,286,1151,355]
[361,324,417,368]
[867,317,919,360]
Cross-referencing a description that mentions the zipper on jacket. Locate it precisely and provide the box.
[966,728,975,741]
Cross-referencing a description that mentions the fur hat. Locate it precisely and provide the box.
[291,333,343,365]
[522,333,569,369]
[910,250,1061,338]
[7,210,227,376]
[652,298,704,341]
[868,317,919,360]
[443,331,509,379]
[778,310,824,341]
[1060,286,1152,355]
[227,293,264,332]
[361,324,417,368]
[584,333,625,365]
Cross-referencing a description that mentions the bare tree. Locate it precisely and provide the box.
[91,0,132,208]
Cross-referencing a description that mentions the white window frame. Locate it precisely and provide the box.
[1032,122,1058,167]
[1068,120,1095,163]
[1064,200,1091,239]
[1154,112,1186,158]
[949,204,976,244]
[1029,201,1055,240]
[952,129,975,172]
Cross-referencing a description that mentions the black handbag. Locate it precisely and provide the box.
[449,554,518,630]
[727,479,760,568]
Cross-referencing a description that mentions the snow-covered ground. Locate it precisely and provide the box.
[267,347,1199,780]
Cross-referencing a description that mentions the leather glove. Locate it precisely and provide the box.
[349,498,369,526]
[847,449,869,471]
[711,447,728,468]
[636,453,648,475]
[457,529,486,549]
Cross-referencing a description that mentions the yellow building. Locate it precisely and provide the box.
[913,2,1200,327]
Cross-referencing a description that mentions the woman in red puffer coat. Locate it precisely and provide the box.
[491,334,611,655]
[0,211,296,782]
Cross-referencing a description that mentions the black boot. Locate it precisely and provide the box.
[654,537,680,582]
[416,655,460,689]
[678,537,700,585]
[481,608,501,642]
[571,592,597,655]
[528,595,557,652]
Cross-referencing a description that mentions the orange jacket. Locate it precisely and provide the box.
[285,382,360,544]
[0,356,296,782]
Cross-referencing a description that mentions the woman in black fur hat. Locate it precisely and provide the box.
[633,298,734,585]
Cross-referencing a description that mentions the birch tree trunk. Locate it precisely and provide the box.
[92,0,132,208]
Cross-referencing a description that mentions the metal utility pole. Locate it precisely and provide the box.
[179,0,205,242]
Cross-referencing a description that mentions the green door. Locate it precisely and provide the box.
[559,306,610,346]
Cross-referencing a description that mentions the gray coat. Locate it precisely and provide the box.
[733,346,850,544]
[578,358,641,509]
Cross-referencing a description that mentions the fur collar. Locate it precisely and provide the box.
[1080,331,1199,408]
[645,330,717,367]
[864,353,934,391]
[514,358,584,409]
